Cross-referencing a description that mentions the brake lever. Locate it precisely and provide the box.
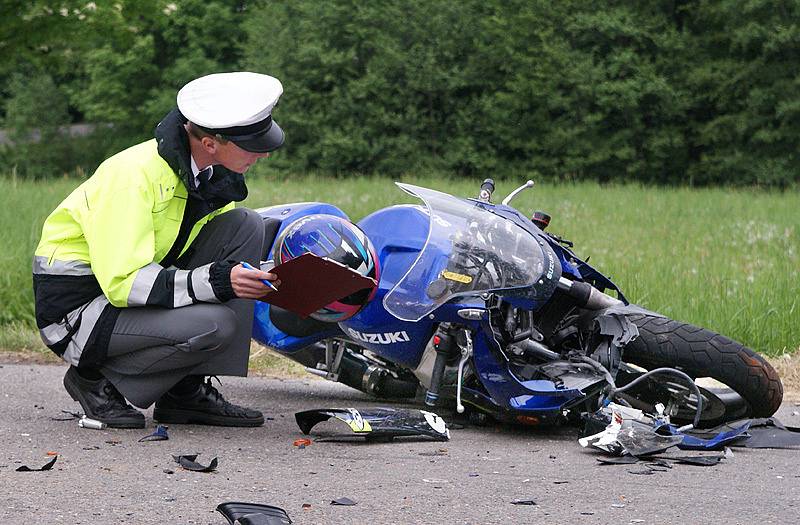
[456,330,473,414]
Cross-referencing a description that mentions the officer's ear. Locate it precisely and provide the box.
[199,135,218,154]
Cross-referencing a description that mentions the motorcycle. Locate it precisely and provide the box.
[252,179,783,428]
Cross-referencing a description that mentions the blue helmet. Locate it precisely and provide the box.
[273,214,380,321]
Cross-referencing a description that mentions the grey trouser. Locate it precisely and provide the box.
[100,208,265,408]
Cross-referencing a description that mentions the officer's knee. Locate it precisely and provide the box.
[186,306,238,352]
[228,207,264,236]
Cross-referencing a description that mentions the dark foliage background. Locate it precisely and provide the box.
[1,0,798,186]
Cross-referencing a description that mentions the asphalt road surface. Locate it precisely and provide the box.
[1,363,798,524]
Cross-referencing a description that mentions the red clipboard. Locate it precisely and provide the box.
[258,253,377,318]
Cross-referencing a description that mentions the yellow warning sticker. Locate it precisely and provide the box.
[442,270,472,284]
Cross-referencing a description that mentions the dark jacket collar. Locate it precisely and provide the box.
[154,108,248,209]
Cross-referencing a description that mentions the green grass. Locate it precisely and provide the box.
[2,172,798,357]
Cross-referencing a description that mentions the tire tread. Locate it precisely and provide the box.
[624,314,783,417]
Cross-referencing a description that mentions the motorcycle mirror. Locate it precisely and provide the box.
[501,180,535,206]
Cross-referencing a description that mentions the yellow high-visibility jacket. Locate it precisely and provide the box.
[32,109,246,366]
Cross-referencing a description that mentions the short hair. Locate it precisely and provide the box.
[186,121,229,144]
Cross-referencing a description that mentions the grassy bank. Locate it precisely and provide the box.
[2,173,798,357]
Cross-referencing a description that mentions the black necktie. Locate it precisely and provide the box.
[197,167,212,192]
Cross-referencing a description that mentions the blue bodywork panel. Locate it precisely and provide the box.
[470,326,584,414]
[252,302,340,353]
[338,205,434,368]
[252,202,349,352]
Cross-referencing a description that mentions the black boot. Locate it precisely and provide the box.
[63,366,145,428]
[153,377,264,427]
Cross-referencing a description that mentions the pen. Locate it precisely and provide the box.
[240,261,279,291]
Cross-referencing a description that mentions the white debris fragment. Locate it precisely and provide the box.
[579,408,623,453]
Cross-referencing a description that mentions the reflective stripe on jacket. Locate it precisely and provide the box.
[32,138,234,365]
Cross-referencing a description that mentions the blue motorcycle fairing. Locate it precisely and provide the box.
[251,202,350,354]
[339,290,435,369]
[252,301,340,353]
[336,204,435,368]
[470,319,586,414]
[384,185,563,322]
[345,200,554,369]
[341,297,488,369]
[351,187,583,415]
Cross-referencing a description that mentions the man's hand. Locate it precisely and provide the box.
[230,263,280,299]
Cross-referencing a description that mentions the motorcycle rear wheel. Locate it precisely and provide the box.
[622,313,783,422]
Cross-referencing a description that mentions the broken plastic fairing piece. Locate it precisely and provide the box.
[579,408,624,454]
[295,407,450,442]
[655,421,751,450]
[138,425,169,442]
[689,417,800,449]
[216,502,292,525]
[615,426,684,456]
[15,455,58,472]
[172,454,218,472]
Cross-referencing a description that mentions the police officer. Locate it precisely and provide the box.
[32,72,283,428]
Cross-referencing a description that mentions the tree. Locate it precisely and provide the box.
[1,71,74,177]
[1,1,253,174]
[683,0,800,187]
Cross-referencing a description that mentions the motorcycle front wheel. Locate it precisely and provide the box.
[620,313,783,425]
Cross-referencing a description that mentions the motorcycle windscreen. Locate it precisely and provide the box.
[383,183,549,322]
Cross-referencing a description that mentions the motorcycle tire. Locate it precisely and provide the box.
[623,313,783,418]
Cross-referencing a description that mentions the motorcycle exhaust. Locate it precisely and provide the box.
[557,277,623,310]
[301,342,418,399]
[333,352,418,399]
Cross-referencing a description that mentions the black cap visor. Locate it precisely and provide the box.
[227,120,284,153]
[198,117,285,153]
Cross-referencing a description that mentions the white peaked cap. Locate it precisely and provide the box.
[177,72,285,152]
